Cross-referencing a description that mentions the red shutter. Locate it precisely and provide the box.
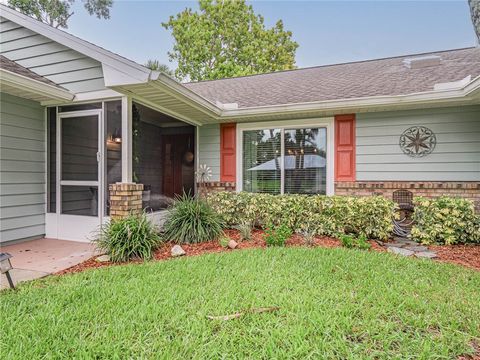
[335,114,356,181]
[220,123,236,182]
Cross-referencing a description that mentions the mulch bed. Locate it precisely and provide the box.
[56,229,479,275]
[429,244,480,271]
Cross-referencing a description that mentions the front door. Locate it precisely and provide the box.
[56,110,103,240]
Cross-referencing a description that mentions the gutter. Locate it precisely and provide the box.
[0,69,75,101]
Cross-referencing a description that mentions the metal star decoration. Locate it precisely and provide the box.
[399,126,436,158]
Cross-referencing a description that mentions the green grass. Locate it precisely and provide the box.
[1,248,479,359]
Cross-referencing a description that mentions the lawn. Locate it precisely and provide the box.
[1,247,479,359]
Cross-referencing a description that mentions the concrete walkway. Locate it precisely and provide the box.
[1,238,96,289]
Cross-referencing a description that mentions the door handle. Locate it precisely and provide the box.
[97,151,101,163]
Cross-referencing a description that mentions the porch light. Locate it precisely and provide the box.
[107,128,122,144]
[0,252,15,289]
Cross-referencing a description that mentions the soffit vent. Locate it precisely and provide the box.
[215,101,239,110]
[403,55,442,69]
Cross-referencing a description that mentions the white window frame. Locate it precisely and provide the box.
[236,117,335,196]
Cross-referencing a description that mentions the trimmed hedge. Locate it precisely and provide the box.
[207,192,396,240]
[411,197,480,245]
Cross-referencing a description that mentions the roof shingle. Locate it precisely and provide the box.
[185,47,480,108]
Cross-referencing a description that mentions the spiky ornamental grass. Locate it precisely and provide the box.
[162,194,224,244]
[94,213,161,262]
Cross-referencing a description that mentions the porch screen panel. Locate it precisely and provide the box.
[47,107,56,213]
[61,116,98,181]
[284,128,327,194]
[105,101,122,215]
[242,129,281,194]
[61,186,98,216]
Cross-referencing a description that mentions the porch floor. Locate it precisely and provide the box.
[1,238,96,289]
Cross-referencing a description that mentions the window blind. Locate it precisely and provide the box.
[284,128,327,195]
[242,127,327,195]
[242,129,281,194]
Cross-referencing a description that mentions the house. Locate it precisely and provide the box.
[1,5,479,244]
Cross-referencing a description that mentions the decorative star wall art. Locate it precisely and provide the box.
[399,126,436,158]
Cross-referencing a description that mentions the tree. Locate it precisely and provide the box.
[162,0,298,81]
[7,0,113,29]
[144,59,175,78]
[469,0,480,43]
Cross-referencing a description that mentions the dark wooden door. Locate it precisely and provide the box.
[162,134,192,198]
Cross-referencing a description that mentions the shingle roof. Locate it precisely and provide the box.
[185,47,480,108]
[0,55,65,88]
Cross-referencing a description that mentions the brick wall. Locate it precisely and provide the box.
[109,183,144,219]
[198,181,236,196]
[335,181,480,211]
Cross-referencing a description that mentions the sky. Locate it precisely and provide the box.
[64,0,477,70]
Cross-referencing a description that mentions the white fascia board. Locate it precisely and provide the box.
[40,89,122,106]
[0,4,150,83]
[102,63,150,86]
[0,69,74,101]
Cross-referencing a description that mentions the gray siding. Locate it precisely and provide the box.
[356,106,480,181]
[198,124,220,181]
[0,17,106,94]
[1,92,45,242]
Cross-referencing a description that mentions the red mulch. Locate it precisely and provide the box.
[429,244,480,271]
[56,230,479,275]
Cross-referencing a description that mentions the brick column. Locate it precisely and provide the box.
[109,183,144,220]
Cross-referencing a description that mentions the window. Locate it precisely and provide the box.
[243,129,281,194]
[284,128,327,194]
[241,125,328,195]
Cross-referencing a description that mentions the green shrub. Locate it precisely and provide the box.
[218,233,230,248]
[301,221,316,246]
[94,213,161,262]
[264,224,293,247]
[340,234,371,250]
[208,192,395,240]
[162,194,224,244]
[235,221,253,241]
[411,196,480,245]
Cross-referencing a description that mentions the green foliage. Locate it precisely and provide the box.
[8,0,112,29]
[411,196,480,245]
[162,0,298,81]
[264,223,292,247]
[144,59,175,78]
[162,194,224,244]
[469,0,480,42]
[208,192,396,240]
[94,213,161,262]
[218,233,230,248]
[339,234,371,250]
[235,221,253,241]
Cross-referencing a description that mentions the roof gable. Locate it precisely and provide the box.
[0,4,151,94]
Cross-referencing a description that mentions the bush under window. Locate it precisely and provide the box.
[208,192,396,240]
[411,196,480,245]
